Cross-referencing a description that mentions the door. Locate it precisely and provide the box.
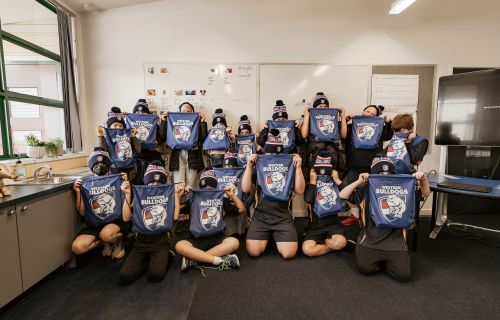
[16,190,76,290]
[0,205,23,307]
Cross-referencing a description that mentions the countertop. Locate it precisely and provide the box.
[0,181,75,210]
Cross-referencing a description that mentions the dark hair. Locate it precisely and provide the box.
[363,105,380,116]
[178,102,195,112]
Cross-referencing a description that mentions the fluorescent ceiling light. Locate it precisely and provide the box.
[389,0,417,14]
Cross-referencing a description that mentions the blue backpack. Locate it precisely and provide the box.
[189,189,226,238]
[214,167,244,200]
[313,175,345,218]
[81,174,123,226]
[166,112,200,150]
[234,134,256,167]
[387,132,413,174]
[104,128,135,169]
[203,124,231,150]
[256,154,294,201]
[268,120,296,154]
[368,174,416,228]
[309,108,340,142]
[351,116,384,149]
[132,184,175,235]
[125,113,159,151]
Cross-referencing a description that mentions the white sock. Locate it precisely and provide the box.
[213,256,223,265]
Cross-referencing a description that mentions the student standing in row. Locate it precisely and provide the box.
[257,100,304,154]
[301,92,347,181]
[96,107,141,182]
[341,105,394,225]
[168,102,208,189]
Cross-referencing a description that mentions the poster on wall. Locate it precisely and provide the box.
[144,63,258,130]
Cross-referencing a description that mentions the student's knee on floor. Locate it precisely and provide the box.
[246,242,264,257]
[325,235,347,250]
[119,269,136,284]
[277,244,297,259]
[387,263,411,282]
[301,240,317,256]
[147,269,166,282]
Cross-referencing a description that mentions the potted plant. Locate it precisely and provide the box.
[45,141,58,157]
[49,138,64,156]
[25,134,45,159]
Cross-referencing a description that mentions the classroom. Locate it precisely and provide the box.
[1,0,500,319]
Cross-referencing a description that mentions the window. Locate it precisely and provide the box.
[4,43,62,101]
[12,130,42,155]
[9,88,40,118]
[8,100,65,154]
[0,0,68,159]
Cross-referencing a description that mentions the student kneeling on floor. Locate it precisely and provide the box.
[175,169,244,271]
[355,155,430,282]
[243,129,306,259]
[119,162,183,283]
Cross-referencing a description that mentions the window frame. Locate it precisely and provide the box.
[0,0,66,159]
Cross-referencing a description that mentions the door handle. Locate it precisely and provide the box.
[8,209,16,216]
[20,205,28,212]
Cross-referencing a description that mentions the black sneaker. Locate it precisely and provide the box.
[181,256,197,271]
[219,254,240,270]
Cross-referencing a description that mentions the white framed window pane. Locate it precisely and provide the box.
[12,130,42,155]
[1,0,60,54]
[8,88,41,118]
[10,102,40,118]
[9,101,66,155]
[3,42,62,101]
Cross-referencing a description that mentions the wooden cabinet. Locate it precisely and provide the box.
[0,205,23,308]
[0,189,78,307]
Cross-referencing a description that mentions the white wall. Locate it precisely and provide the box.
[77,0,500,178]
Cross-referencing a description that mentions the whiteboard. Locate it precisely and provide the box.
[259,65,372,125]
[143,63,258,130]
[371,74,419,125]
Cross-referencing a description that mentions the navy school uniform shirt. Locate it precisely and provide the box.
[357,203,407,252]
[346,121,394,171]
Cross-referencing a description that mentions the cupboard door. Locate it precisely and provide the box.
[0,205,23,307]
[17,190,76,290]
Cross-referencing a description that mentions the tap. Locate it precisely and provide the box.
[34,165,52,180]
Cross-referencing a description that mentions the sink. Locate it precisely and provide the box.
[9,176,79,186]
